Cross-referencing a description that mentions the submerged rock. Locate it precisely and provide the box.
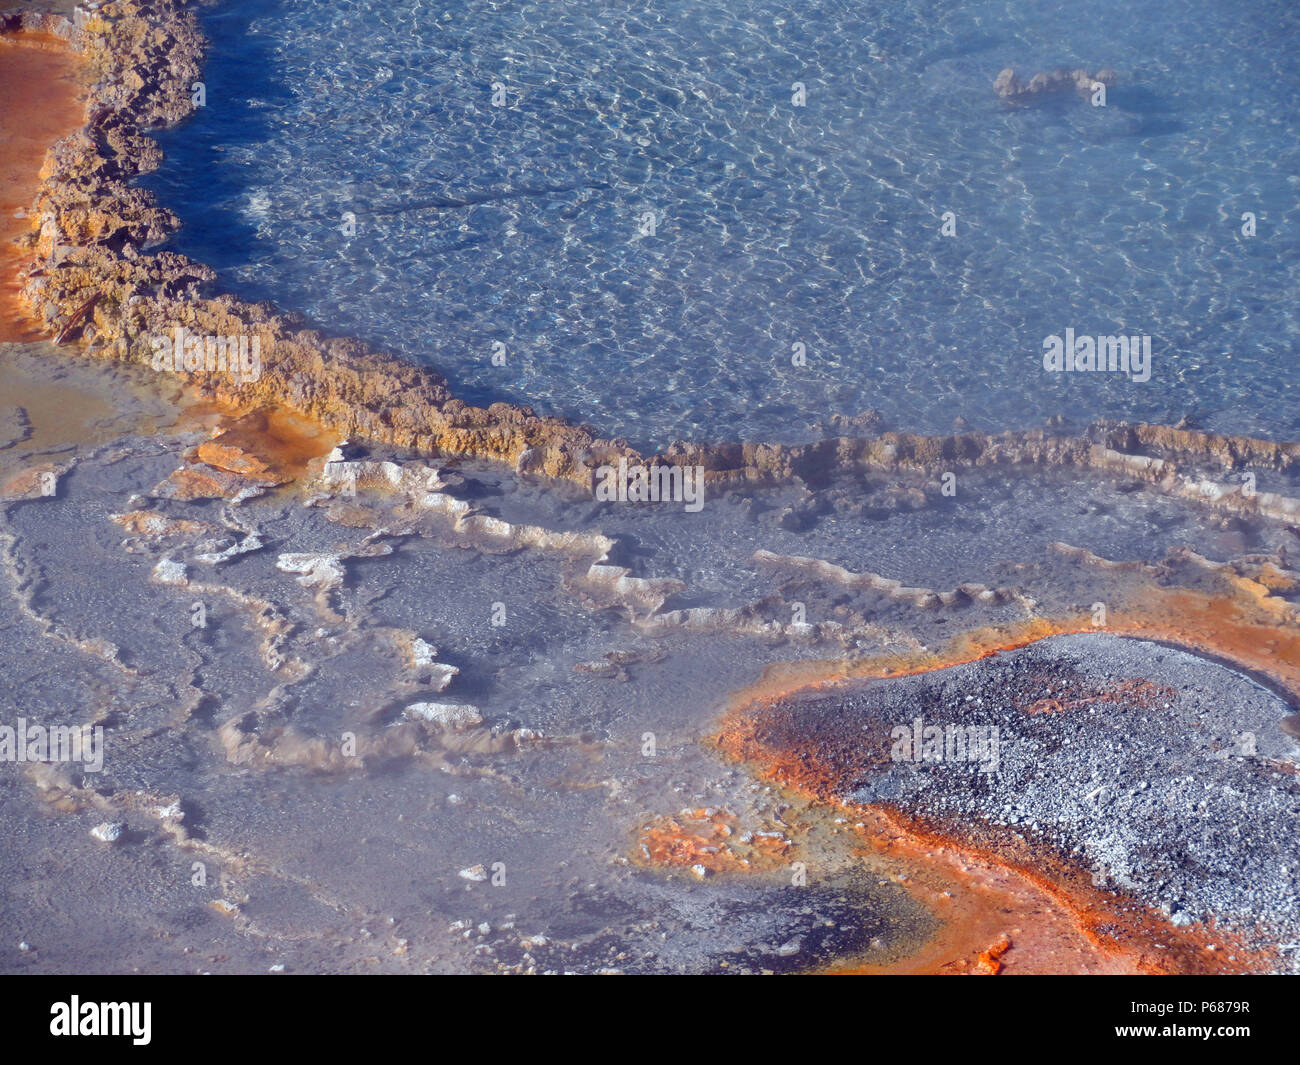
[995,66,1117,101]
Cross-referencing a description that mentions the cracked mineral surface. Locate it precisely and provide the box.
[2,353,1299,972]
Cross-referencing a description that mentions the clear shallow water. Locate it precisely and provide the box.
[146,0,1300,449]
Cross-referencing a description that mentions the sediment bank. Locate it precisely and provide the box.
[0,21,86,341]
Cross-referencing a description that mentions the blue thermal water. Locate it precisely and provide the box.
[145,0,1300,449]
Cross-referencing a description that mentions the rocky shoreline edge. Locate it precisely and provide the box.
[6,0,1300,524]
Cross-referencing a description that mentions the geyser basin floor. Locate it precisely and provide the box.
[7,0,1300,975]
[3,400,1300,972]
